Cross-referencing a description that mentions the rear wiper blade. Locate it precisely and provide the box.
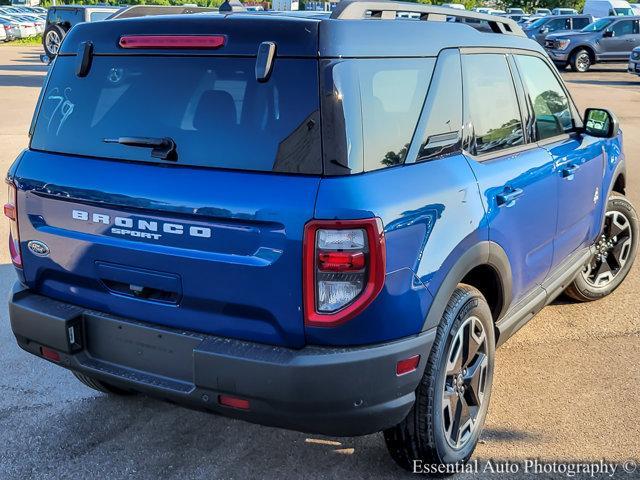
[103,136,177,161]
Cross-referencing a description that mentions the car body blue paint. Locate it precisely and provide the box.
[465,147,558,304]
[10,131,623,347]
[13,150,321,348]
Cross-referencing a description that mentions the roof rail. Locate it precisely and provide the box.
[330,1,525,37]
[109,5,217,20]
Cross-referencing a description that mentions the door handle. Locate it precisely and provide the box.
[562,164,580,179]
[496,188,524,208]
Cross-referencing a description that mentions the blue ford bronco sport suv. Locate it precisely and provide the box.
[6,1,637,470]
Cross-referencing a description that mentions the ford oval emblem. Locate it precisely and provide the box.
[27,240,50,257]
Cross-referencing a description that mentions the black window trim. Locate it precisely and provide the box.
[460,49,535,163]
[405,48,463,165]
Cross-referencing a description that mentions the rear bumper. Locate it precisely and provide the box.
[9,284,435,436]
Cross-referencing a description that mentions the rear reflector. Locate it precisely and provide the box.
[3,203,15,221]
[5,182,21,268]
[396,355,420,376]
[41,346,61,363]
[119,35,226,50]
[218,394,250,410]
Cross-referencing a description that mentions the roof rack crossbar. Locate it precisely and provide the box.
[330,1,525,37]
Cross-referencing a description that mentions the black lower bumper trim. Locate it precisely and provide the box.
[9,283,435,436]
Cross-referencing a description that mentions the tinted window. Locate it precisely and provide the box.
[48,8,81,25]
[611,20,638,36]
[463,54,523,155]
[572,17,591,29]
[89,11,113,22]
[546,17,570,31]
[322,58,435,173]
[515,55,574,140]
[417,50,462,161]
[31,56,322,174]
[361,60,433,170]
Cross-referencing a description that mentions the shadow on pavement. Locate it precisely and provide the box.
[566,79,640,87]
[0,73,45,88]
[0,63,48,73]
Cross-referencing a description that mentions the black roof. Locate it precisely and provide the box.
[60,1,546,58]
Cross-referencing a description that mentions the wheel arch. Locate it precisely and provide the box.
[422,241,512,332]
[570,45,596,64]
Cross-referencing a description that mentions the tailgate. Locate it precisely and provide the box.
[15,150,319,348]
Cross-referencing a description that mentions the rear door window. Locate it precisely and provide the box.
[31,56,322,174]
[572,17,591,29]
[546,17,571,32]
[462,54,524,155]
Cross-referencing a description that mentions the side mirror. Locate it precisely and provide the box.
[583,108,619,138]
[540,26,549,33]
[603,29,614,37]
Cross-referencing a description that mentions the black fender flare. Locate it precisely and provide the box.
[421,241,512,332]
[599,157,626,233]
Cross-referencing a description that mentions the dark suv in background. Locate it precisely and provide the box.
[523,14,593,45]
[43,5,120,59]
[546,16,640,71]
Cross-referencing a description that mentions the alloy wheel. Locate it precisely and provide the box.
[582,210,633,287]
[576,52,590,72]
[441,316,489,450]
[46,30,60,55]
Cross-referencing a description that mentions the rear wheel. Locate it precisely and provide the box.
[43,24,65,59]
[565,194,638,302]
[570,48,592,72]
[72,372,135,396]
[384,285,495,471]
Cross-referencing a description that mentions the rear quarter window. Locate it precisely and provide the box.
[321,58,435,174]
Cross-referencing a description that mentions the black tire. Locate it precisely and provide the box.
[42,24,66,59]
[569,48,592,72]
[384,284,495,471]
[72,371,135,396]
[565,194,638,302]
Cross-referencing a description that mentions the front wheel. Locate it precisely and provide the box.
[384,285,495,471]
[565,194,638,302]
[570,48,592,72]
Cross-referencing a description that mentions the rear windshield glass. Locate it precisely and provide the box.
[31,56,322,174]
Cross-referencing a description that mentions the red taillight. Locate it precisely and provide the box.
[119,35,226,50]
[396,355,420,376]
[218,394,250,410]
[3,25,10,31]
[303,218,386,328]
[5,182,21,268]
[41,346,61,362]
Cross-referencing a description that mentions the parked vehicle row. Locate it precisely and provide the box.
[0,5,45,41]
